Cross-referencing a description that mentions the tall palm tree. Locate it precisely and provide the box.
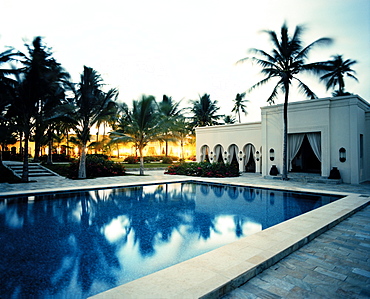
[237,23,332,180]
[109,95,164,175]
[190,93,223,127]
[0,47,23,164]
[320,55,358,96]
[158,95,183,156]
[231,93,248,123]
[72,66,118,179]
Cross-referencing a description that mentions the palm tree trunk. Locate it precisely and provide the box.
[282,85,289,180]
[66,131,69,156]
[22,128,30,182]
[78,143,87,179]
[139,147,144,176]
[47,130,53,165]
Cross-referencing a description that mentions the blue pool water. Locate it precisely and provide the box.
[0,182,341,298]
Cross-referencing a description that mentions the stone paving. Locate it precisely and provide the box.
[223,205,370,299]
[1,168,370,298]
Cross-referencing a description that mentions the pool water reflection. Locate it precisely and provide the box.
[0,183,341,298]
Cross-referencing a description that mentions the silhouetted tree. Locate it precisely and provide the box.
[231,92,248,123]
[109,95,164,175]
[190,94,223,127]
[320,54,358,96]
[71,66,118,178]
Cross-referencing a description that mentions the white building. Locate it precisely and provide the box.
[196,95,370,184]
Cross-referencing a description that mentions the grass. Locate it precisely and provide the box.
[42,163,71,177]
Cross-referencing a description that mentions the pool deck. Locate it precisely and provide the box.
[1,170,369,298]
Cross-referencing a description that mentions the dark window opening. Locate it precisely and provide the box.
[291,135,321,173]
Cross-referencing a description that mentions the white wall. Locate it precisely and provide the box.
[196,122,262,172]
[196,95,370,184]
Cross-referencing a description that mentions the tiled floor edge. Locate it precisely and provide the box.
[199,196,370,299]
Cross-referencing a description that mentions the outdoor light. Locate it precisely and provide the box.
[255,151,260,161]
[339,147,346,162]
[269,148,275,161]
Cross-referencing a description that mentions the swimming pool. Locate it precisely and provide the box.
[0,182,341,298]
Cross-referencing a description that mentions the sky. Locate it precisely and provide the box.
[1,0,370,122]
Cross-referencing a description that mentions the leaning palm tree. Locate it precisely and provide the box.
[109,95,164,175]
[231,93,248,123]
[320,55,358,96]
[72,66,118,179]
[190,93,223,127]
[237,23,332,180]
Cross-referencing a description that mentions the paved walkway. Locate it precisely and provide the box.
[1,169,370,298]
[223,205,370,299]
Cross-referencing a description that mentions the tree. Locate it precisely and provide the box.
[190,93,223,127]
[0,47,23,164]
[21,37,70,162]
[158,95,183,156]
[238,23,332,180]
[223,115,236,124]
[231,93,248,123]
[109,95,164,175]
[320,55,358,96]
[171,116,193,160]
[72,66,118,179]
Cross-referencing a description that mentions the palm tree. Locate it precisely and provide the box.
[109,95,164,175]
[231,93,248,123]
[223,115,236,124]
[172,116,192,160]
[190,93,223,127]
[72,66,118,179]
[158,95,183,156]
[0,47,23,164]
[320,55,358,96]
[237,23,332,180]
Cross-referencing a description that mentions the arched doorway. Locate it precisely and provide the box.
[228,144,239,166]
[200,145,210,162]
[213,144,225,163]
[243,143,256,172]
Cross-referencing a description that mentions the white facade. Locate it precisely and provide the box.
[196,95,370,184]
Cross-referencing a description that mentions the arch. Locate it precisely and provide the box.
[213,144,225,163]
[243,143,256,172]
[200,145,210,162]
[227,144,239,166]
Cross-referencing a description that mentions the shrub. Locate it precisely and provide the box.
[40,154,73,162]
[67,155,126,179]
[124,156,139,164]
[161,156,173,164]
[165,162,240,177]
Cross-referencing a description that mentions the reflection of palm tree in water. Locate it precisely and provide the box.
[233,216,244,238]
[75,193,121,295]
[191,212,219,239]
